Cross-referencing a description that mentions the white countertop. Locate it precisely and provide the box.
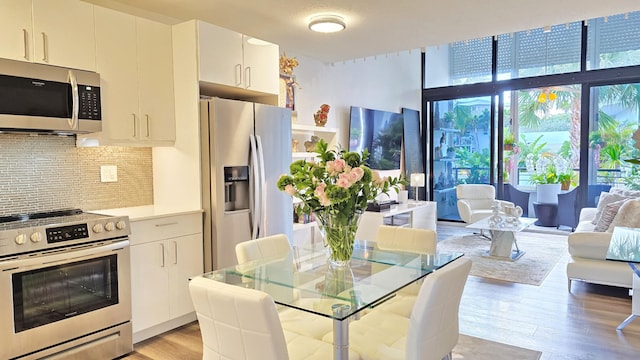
[94,205,203,221]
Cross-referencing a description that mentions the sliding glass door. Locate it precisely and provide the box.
[431,97,492,221]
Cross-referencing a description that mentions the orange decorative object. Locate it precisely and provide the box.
[313,104,330,127]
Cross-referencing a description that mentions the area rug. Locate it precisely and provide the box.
[454,334,541,359]
[438,232,567,286]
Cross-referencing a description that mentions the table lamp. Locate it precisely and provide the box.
[410,173,425,201]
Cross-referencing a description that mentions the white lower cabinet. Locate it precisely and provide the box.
[129,213,203,342]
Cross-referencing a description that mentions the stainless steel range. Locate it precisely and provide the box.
[0,209,133,360]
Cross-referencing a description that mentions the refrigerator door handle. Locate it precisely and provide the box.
[256,135,267,238]
[249,134,260,239]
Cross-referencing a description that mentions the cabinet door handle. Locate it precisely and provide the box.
[22,29,29,60]
[160,243,165,267]
[173,241,178,265]
[244,67,251,89]
[132,114,137,137]
[235,63,242,86]
[155,222,178,227]
[145,114,150,138]
[41,32,48,62]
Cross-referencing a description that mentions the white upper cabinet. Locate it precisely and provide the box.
[0,0,33,62]
[93,6,138,142]
[32,0,96,70]
[88,6,175,146]
[136,17,176,144]
[242,34,279,94]
[1,0,96,71]
[198,21,279,95]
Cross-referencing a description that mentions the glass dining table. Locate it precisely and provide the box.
[195,240,464,360]
[606,226,640,331]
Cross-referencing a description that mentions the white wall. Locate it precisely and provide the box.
[284,50,423,147]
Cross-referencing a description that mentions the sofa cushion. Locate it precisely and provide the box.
[594,199,628,232]
[608,198,640,231]
[591,192,630,225]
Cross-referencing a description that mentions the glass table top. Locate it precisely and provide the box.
[466,216,537,232]
[197,241,463,321]
[606,227,640,264]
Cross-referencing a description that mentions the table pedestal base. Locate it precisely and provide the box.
[332,304,351,359]
[482,230,525,261]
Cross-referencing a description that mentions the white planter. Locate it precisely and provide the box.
[536,183,561,204]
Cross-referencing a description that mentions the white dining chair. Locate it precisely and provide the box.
[333,257,472,360]
[235,234,333,341]
[375,225,437,255]
[189,276,361,360]
[372,225,437,317]
[235,233,293,265]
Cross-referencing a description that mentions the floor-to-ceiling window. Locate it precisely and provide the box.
[423,11,640,221]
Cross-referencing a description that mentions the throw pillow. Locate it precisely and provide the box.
[608,198,640,232]
[594,199,629,232]
[591,192,629,225]
[610,188,640,197]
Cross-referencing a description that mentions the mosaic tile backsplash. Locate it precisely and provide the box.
[0,134,153,215]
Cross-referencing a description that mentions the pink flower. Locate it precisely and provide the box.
[351,167,365,181]
[337,173,352,188]
[314,183,327,198]
[284,184,296,196]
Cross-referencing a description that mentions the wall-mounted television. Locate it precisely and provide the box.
[349,106,403,170]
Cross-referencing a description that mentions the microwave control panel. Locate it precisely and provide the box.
[78,85,101,120]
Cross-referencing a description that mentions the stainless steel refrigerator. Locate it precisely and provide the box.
[200,97,293,270]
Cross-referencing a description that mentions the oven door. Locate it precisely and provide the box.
[0,240,131,360]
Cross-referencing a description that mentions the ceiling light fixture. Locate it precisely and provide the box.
[308,15,346,33]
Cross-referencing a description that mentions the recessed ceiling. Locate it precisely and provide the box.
[84,0,640,63]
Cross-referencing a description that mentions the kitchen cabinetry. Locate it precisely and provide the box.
[198,21,279,95]
[0,0,96,71]
[129,212,203,343]
[86,6,175,146]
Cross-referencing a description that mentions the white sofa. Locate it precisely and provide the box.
[567,207,633,291]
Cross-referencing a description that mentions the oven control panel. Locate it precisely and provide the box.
[47,224,89,243]
[0,215,130,258]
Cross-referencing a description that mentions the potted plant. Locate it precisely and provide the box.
[504,129,516,151]
[558,173,572,191]
[526,153,571,203]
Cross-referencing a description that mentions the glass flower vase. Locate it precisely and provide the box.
[315,210,362,267]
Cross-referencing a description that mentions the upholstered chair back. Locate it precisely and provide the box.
[406,257,472,360]
[189,276,289,360]
[235,234,292,265]
[375,225,437,254]
[457,184,496,208]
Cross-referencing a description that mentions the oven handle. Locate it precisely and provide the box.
[0,240,129,272]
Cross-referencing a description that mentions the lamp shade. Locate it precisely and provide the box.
[410,173,425,187]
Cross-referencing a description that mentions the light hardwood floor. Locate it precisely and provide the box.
[125,222,640,359]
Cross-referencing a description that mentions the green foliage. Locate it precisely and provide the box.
[278,139,406,219]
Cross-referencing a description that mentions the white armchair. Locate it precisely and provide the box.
[456,184,513,224]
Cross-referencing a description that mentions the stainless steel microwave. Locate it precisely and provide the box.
[0,58,101,135]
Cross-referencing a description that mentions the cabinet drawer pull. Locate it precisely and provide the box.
[235,63,242,86]
[145,114,150,138]
[160,243,165,267]
[155,222,179,227]
[41,32,48,62]
[244,66,251,89]
[173,241,178,265]
[132,114,137,137]
[22,29,29,60]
